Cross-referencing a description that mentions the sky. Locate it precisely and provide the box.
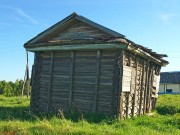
[0,0,180,81]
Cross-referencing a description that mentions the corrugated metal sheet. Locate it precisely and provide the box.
[160,72,180,84]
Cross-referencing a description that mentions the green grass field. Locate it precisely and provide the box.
[0,95,179,135]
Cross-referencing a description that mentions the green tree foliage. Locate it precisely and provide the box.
[4,83,13,97]
[0,79,31,97]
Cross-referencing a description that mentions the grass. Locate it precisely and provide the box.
[0,95,179,135]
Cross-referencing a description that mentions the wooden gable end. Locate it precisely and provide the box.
[35,20,113,44]
[51,21,112,41]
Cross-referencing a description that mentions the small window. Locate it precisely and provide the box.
[166,89,173,93]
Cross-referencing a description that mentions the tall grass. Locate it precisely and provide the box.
[0,95,179,135]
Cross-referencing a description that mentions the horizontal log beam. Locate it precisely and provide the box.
[26,43,127,51]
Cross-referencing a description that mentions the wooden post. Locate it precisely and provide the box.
[48,51,54,112]
[132,58,138,117]
[31,53,37,111]
[117,50,124,119]
[149,66,155,111]
[139,60,145,115]
[143,62,149,114]
[30,64,35,110]
[26,51,29,99]
[69,51,74,110]
[126,55,131,118]
[20,51,29,101]
[125,92,129,118]
[34,52,41,111]
[93,50,100,112]
[146,64,151,113]
[146,64,154,112]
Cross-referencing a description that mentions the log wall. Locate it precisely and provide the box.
[30,49,122,115]
[30,49,161,118]
[119,50,161,119]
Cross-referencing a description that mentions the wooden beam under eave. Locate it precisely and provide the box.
[127,45,166,66]
[25,43,128,52]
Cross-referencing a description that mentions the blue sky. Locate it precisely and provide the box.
[0,0,180,81]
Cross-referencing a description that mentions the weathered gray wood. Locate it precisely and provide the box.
[143,62,149,114]
[126,55,131,118]
[149,66,155,111]
[146,66,152,112]
[69,50,74,110]
[132,58,138,117]
[34,53,41,111]
[30,64,36,110]
[27,43,128,52]
[139,60,145,115]
[50,21,110,41]
[25,13,167,116]
[29,48,163,117]
[146,64,153,113]
[117,50,124,119]
[47,51,54,112]
[93,50,100,112]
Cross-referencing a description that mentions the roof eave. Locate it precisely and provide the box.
[127,44,168,66]
[25,43,128,52]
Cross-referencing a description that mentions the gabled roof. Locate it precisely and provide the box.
[24,12,169,66]
[160,71,180,84]
[24,12,125,45]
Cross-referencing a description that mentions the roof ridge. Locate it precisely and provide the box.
[24,12,125,45]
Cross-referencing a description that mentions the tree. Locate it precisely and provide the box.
[23,79,31,98]
[0,81,3,94]
[0,79,30,97]
[4,83,13,97]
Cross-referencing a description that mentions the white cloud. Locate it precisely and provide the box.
[15,8,39,24]
[0,5,39,25]
[159,13,175,23]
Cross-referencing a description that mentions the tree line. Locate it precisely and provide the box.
[0,79,31,97]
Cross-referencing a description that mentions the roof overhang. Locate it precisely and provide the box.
[127,44,168,66]
[26,43,128,51]
[25,42,168,66]
[24,12,169,67]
